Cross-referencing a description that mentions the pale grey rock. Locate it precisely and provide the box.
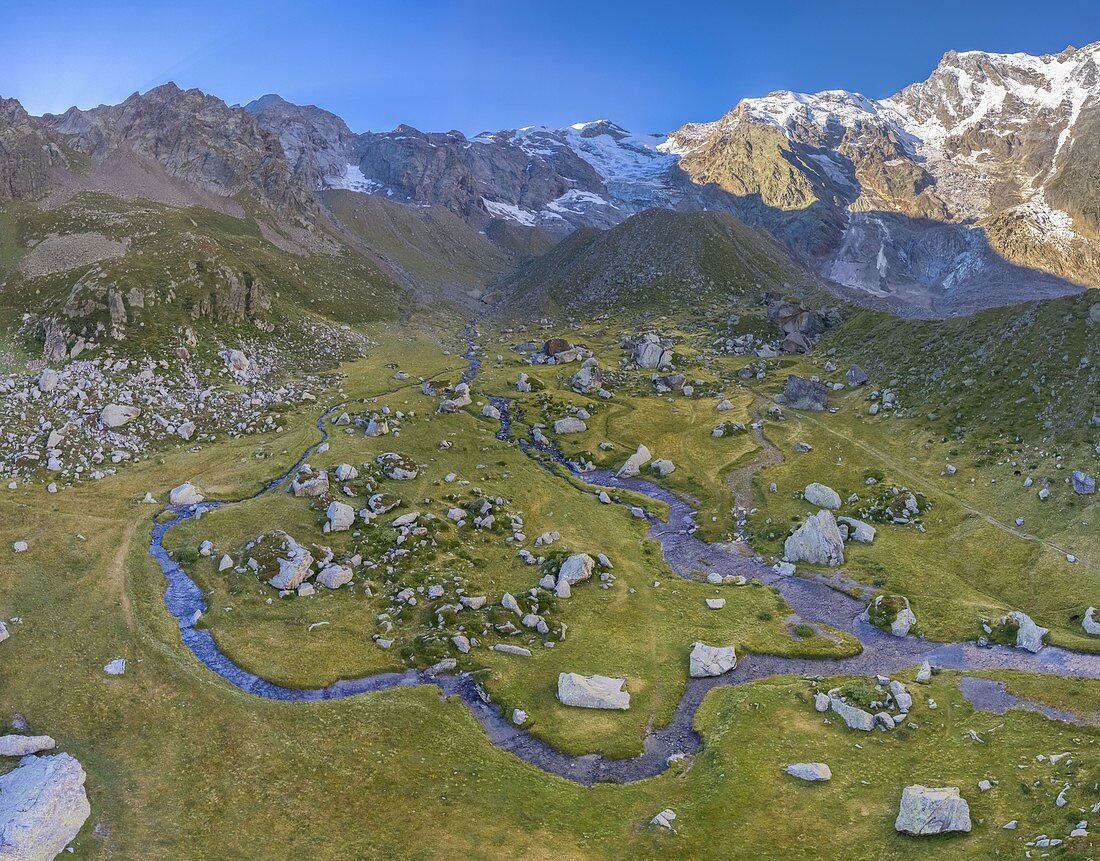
[103,659,126,676]
[894,785,971,835]
[651,459,675,477]
[169,482,204,506]
[0,736,56,757]
[688,642,737,677]
[316,564,352,589]
[804,482,841,509]
[829,693,875,731]
[1007,610,1048,652]
[1083,607,1100,636]
[99,403,140,428]
[325,500,355,532]
[0,753,91,861]
[1072,470,1096,495]
[785,762,832,781]
[837,516,876,543]
[616,444,651,477]
[784,510,845,566]
[557,673,630,710]
[553,417,587,435]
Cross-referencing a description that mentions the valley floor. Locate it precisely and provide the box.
[1,320,1098,859]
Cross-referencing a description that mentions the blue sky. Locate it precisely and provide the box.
[3,0,1099,133]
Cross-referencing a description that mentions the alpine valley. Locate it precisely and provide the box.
[0,37,1098,861]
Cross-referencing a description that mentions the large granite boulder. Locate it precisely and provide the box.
[688,642,737,677]
[894,785,971,836]
[557,673,630,710]
[784,510,845,566]
[168,482,204,506]
[99,403,140,428]
[837,516,876,543]
[784,375,828,410]
[0,736,56,757]
[571,359,603,394]
[553,417,587,435]
[630,334,672,369]
[248,531,313,591]
[0,753,91,861]
[804,482,841,509]
[785,762,832,781]
[1072,470,1096,495]
[828,692,875,731]
[1084,607,1100,636]
[846,365,870,387]
[616,444,651,477]
[1006,610,1048,652]
[325,500,355,532]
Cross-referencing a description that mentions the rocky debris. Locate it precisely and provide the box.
[481,403,501,420]
[783,375,827,410]
[651,459,675,477]
[861,594,917,637]
[571,358,603,394]
[376,452,418,480]
[0,736,56,757]
[0,753,91,861]
[168,482,203,506]
[894,786,971,836]
[650,808,676,829]
[557,673,630,710]
[553,417,587,435]
[846,365,870,387]
[785,762,832,782]
[515,372,531,393]
[325,501,354,532]
[837,515,876,543]
[629,333,672,369]
[784,510,845,566]
[98,403,140,428]
[1083,607,1100,636]
[290,469,329,497]
[804,482,841,509]
[688,642,737,677]
[616,444,651,477]
[1072,470,1096,495]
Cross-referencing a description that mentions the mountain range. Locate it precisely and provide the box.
[3,41,1100,347]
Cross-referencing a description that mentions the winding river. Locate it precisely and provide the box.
[149,331,1100,785]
